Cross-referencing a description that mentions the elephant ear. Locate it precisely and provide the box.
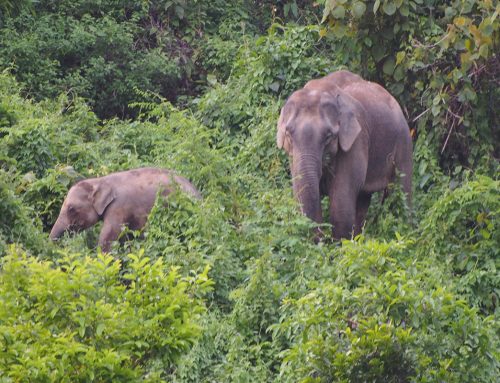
[319,91,340,133]
[336,92,362,152]
[91,180,116,216]
[277,101,295,151]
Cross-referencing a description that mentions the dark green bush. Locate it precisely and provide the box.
[276,238,499,383]
[0,1,498,381]
[0,170,46,256]
[419,175,499,314]
[319,0,499,174]
[0,5,183,119]
[196,24,337,133]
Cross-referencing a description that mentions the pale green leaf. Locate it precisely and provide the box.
[352,1,366,18]
[383,1,397,16]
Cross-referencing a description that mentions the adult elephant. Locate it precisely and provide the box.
[277,70,412,240]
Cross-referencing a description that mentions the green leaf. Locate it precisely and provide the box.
[331,23,348,37]
[269,82,280,92]
[393,66,404,81]
[175,5,184,19]
[372,44,386,62]
[445,6,456,19]
[50,307,59,318]
[373,0,381,13]
[478,44,490,58]
[399,4,409,17]
[284,3,290,17]
[383,57,395,75]
[207,74,218,86]
[480,21,493,37]
[332,5,346,19]
[96,323,105,337]
[396,51,405,65]
[352,2,366,18]
[383,1,397,16]
[480,229,491,239]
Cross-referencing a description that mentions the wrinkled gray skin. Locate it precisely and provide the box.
[50,167,201,252]
[277,70,412,240]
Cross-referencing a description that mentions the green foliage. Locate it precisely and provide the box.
[320,0,499,173]
[0,170,46,256]
[0,11,182,118]
[0,247,211,381]
[276,238,499,383]
[22,166,82,231]
[0,0,33,19]
[419,175,499,313]
[0,1,498,381]
[0,1,320,119]
[197,24,336,134]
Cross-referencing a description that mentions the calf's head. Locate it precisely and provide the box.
[50,180,115,240]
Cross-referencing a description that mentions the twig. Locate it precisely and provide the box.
[412,108,430,122]
[411,31,451,50]
[441,108,462,154]
[441,118,456,155]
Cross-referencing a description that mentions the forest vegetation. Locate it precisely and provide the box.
[0,1,498,381]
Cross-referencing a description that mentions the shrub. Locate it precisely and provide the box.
[319,0,499,174]
[196,24,338,133]
[0,170,46,256]
[0,7,182,119]
[419,175,499,313]
[276,238,500,383]
[0,247,212,381]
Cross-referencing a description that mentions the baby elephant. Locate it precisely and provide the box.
[50,167,201,252]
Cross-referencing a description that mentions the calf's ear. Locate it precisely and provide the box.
[91,181,116,216]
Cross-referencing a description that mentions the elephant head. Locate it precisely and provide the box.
[50,180,116,240]
[277,87,362,224]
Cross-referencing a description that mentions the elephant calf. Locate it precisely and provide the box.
[277,70,412,240]
[50,167,201,252]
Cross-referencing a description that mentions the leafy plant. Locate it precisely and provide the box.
[276,238,499,382]
[419,175,499,313]
[0,247,212,381]
[0,3,498,381]
[319,0,499,173]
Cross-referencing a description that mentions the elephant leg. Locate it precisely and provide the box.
[98,220,123,253]
[355,193,372,235]
[329,192,357,240]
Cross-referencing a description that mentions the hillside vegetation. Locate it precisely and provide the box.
[0,1,498,382]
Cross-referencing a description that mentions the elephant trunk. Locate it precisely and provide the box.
[50,216,69,241]
[292,152,323,224]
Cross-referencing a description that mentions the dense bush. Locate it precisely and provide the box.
[319,0,499,173]
[0,10,182,118]
[0,1,320,119]
[419,175,499,314]
[196,24,336,133]
[0,170,47,256]
[276,238,499,382]
[0,247,211,381]
[0,1,498,381]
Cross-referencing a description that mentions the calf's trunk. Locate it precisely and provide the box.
[50,216,69,240]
